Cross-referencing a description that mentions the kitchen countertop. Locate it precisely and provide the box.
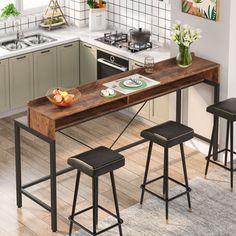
[0,25,170,64]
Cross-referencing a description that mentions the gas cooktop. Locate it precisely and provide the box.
[96,32,153,53]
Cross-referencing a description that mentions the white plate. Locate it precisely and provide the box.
[123,79,143,88]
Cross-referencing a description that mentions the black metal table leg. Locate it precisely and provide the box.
[176,90,182,123]
[50,140,57,232]
[213,83,220,161]
[15,121,22,208]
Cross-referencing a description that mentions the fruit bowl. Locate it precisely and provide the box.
[46,88,81,107]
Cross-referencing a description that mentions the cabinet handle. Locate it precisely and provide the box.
[84,44,92,49]
[64,44,73,48]
[16,56,26,60]
[135,63,143,68]
[41,50,50,54]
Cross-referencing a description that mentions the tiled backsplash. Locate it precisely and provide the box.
[107,0,171,43]
[64,0,171,44]
[0,0,171,44]
[0,14,43,35]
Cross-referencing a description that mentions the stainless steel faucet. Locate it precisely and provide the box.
[15,20,24,42]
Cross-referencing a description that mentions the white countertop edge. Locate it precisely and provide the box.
[0,25,171,64]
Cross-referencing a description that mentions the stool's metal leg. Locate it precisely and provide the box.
[180,144,191,211]
[50,140,57,232]
[110,172,123,236]
[15,122,22,208]
[230,121,234,192]
[205,117,216,177]
[140,141,153,205]
[92,177,98,235]
[95,177,99,228]
[164,148,169,222]
[213,115,219,161]
[225,121,230,166]
[69,171,81,236]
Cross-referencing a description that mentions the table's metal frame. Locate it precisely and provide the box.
[15,81,220,232]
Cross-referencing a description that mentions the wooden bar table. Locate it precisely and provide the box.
[14,55,220,232]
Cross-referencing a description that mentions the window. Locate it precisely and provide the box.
[22,0,49,13]
[0,0,49,15]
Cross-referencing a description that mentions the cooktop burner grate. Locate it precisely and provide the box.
[128,42,153,53]
[96,32,153,53]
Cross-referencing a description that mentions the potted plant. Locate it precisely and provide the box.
[1,3,20,19]
[171,21,201,68]
[87,0,107,31]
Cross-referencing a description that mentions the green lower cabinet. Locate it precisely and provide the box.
[9,54,34,110]
[80,41,97,85]
[0,59,10,113]
[34,47,57,97]
[57,42,80,88]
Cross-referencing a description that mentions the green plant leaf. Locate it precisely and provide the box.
[182,0,191,13]
[1,3,20,18]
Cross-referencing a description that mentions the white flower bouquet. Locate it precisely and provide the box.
[171,21,202,67]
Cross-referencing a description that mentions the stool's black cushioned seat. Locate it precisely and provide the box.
[207,98,236,121]
[67,146,125,177]
[141,121,194,148]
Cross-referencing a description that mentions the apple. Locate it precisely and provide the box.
[64,95,74,104]
[54,94,63,103]
[53,88,60,96]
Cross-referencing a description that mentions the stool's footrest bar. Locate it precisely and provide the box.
[141,187,165,201]
[208,160,236,172]
[141,175,191,202]
[69,204,123,236]
[168,188,191,202]
[145,175,164,186]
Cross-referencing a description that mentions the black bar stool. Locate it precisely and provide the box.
[205,98,236,191]
[140,121,194,222]
[67,146,125,236]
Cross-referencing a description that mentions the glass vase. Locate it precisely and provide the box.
[176,45,192,68]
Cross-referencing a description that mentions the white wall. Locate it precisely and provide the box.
[170,0,232,147]
[228,0,236,97]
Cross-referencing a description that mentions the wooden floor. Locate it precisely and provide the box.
[0,111,213,236]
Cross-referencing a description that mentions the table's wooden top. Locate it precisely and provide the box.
[27,55,220,140]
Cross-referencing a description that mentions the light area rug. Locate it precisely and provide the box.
[73,170,236,236]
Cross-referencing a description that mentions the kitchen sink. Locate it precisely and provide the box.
[24,34,56,45]
[1,40,30,51]
[0,33,57,51]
